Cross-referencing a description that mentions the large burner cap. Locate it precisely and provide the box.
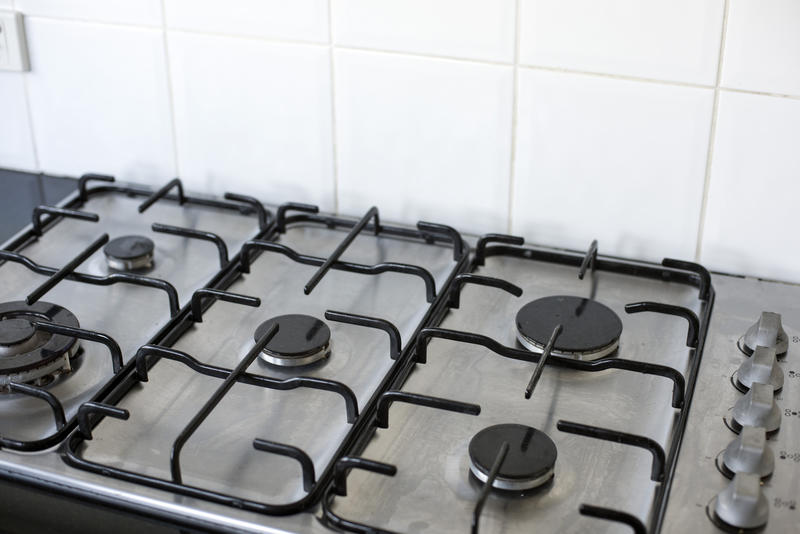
[516,296,622,361]
[469,423,556,491]
[103,235,155,270]
[254,314,331,367]
[0,318,36,346]
[0,301,80,387]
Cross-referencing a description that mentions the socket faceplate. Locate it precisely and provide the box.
[0,11,30,71]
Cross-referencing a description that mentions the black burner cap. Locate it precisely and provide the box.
[0,318,35,346]
[254,314,331,358]
[0,301,79,373]
[516,296,622,354]
[469,424,557,483]
[103,235,155,260]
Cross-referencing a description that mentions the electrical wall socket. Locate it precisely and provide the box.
[0,11,30,71]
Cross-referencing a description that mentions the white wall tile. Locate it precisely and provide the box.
[0,73,37,170]
[15,0,162,26]
[168,32,334,208]
[334,50,513,233]
[0,1,15,8]
[519,0,725,85]
[24,18,175,184]
[164,0,328,44]
[513,69,713,261]
[332,0,515,62]
[701,91,800,283]
[722,0,800,97]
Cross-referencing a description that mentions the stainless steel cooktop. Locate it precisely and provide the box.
[0,174,796,534]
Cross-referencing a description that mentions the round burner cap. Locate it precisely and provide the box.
[254,314,331,367]
[0,318,36,346]
[469,423,557,491]
[103,235,155,270]
[516,296,622,360]
[0,301,80,379]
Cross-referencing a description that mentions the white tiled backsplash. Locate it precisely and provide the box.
[1,0,799,283]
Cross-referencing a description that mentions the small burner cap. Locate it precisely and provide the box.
[469,424,556,491]
[0,318,35,346]
[516,296,622,360]
[103,235,155,270]
[254,314,331,367]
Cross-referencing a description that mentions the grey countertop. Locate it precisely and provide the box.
[0,168,77,245]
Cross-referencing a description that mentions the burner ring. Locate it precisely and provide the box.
[469,424,557,491]
[103,235,155,270]
[515,296,622,361]
[0,301,80,382]
[254,314,331,367]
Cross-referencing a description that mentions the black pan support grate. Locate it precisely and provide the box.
[2,187,714,532]
[58,201,468,516]
[0,176,271,452]
[322,234,714,534]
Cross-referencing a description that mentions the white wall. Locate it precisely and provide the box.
[1,1,799,282]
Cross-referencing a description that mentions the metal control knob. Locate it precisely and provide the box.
[742,311,788,357]
[721,426,774,479]
[736,346,784,392]
[731,383,780,435]
[711,472,769,531]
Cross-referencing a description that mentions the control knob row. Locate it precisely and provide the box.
[711,310,789,532]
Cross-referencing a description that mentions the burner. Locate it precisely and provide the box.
[103,235,155,270]
[515,296,622,361]
[254,314,331,367]
[469,424,556,491]
[0,301,80,388]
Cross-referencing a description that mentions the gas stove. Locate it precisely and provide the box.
[0,174,797,534]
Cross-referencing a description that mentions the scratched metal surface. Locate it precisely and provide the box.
[0,189,261,442]
[3,188,795,534]
[329,252,703,534]
[79,222,457,505]
[1,216,458,534]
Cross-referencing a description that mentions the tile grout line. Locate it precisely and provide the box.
[506,0,521,234]
[159,0,182,180]
[20,77,40,169]
[517,62,714,91]
[328,0,340,214]
[695,0,730,262]
[14,0,40,170]
[19,7,41,171]
[20,66,40,170]
[720,85,800,102]
[19,14,330,47]
[14,14,800,101]
[168,26,328,49]
[337,42,515,68]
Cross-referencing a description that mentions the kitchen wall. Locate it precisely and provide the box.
[1,1,799,283]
